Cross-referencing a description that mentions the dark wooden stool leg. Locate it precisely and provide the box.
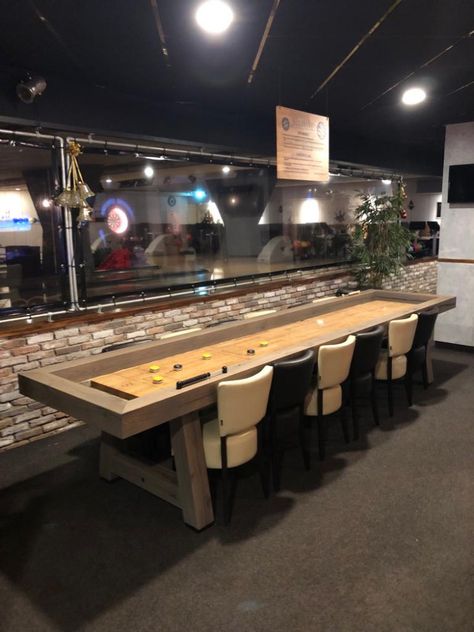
[340,405,350,443]
[405,370,413,406]
[220,437,232,525]
[257,424,270,498]
[300,415,311,470]
[270,417,281,492]
[317,390,326,461]
[422,346,429,389]
[387,358,394,417]
[351,397,360,440]
[370,375,380,426]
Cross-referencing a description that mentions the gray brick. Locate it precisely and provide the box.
[13,361,40,372]
[1,422,30,436]
[26,333,54,344]
[14,410,39,424]
[55,328,79,339]
[91,329,115,340]
[42,419,69,433]
[15,427,43,441]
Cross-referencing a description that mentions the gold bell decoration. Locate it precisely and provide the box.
[54,141,95,223]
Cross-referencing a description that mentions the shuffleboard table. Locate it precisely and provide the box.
[19,290,456,530]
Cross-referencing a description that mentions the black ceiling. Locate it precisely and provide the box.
[0,0,473,174]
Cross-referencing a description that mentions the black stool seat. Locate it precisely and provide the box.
[349,325,384,439]
[407,308,439,391]
[267,349,315,491]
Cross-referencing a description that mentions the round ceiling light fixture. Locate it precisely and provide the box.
[381,179,392,185]
[195,1,234,34]
[402,87,426,106]
[144,165,154,179]
[222,165,231,174]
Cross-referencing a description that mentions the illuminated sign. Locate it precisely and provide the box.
[0,218,33,232]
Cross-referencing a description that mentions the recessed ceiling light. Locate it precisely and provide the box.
[195,1,234,34]
[144,166,154,178]
[41,198,52,208]
[105,178,112,184]
[382,179,392,185]
[222,165,230,174]
[402,87,426,106]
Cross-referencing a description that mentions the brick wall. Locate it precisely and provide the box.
[381,259,438,293]
[0,259,437,451]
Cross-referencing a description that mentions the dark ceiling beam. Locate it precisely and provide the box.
[446,79,474,97]
[28,0,92,82]
[308,0,404,101]
[247,0,281,84]
[361,29,474,110]
[149,0,171,67]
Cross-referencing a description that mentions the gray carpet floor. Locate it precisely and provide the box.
[1,346,473,632]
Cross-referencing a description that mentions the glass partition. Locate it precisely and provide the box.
[75,149,397,305]
[0,137,68,315]
[1,129,436,319]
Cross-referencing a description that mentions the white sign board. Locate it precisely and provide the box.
[276,106,329,182]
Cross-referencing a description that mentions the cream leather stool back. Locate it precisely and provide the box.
[217,365,274,438]
[388,314,419,357]
[202,365,274,523]
[303,335,356,463]
[375,313,418,416]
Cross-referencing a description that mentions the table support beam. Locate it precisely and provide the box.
[99,432,181,509]
[170,412,214,530]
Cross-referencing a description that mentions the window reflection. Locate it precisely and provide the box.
[77,153,360,302]
[0,140,66,312]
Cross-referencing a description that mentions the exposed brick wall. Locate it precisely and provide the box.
[0,260,437,451]
[381,259,438,293]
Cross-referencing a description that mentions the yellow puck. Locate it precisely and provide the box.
[259,341,269,347]
[202,352,212,360]
[149,365,160,373]
[152,375,163,384]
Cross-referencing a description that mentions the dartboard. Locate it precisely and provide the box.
[107,206,129,234]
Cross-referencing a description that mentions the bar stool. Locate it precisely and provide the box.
[267,349,316,491]
[303,335,356,463]
[202,365,274,524]
[375,314,418,416]
[348,326,384,440]
[407,308,439,393]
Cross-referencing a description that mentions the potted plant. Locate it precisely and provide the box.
[351,182,413,288]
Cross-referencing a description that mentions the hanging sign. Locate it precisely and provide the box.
[276,106,329,182]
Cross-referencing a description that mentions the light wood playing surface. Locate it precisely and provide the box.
[91,299,417,399]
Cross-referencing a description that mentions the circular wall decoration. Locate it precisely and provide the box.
[107,206,129,234]
[317,121,327,140]
[168,195,176,207]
